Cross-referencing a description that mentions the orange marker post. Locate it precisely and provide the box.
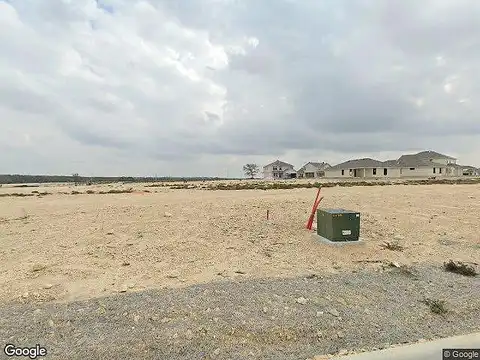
[307,196,324,230]
[306,187,322,230]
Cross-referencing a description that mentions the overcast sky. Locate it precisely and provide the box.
[1,0,479,177]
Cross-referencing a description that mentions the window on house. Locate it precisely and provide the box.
[273,167,277,170]
[433,168,436,174]
[279,167,282,170]
[439,168,442,174]
[384,168,388,175]
[341,170,344,175]
[349,169,352,173]
[373,168,377,175]
[410,168,415,170]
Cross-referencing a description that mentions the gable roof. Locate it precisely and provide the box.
[412,150,456,160]
[394,155,445,168]
[297,162,331,172]
[263,160,294,169]
[458,165,479,170]
[327,158,384,170]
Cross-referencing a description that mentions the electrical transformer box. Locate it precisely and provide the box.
[317,208,360,242]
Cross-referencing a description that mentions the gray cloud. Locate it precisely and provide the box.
[1,0,479,176]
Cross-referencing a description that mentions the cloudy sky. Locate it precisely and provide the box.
[1,0,479,177]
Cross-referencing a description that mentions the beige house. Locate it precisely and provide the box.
[324,151,468,179]
[324,158,387,178]
[263,160,296,179]
[297,162,331,178]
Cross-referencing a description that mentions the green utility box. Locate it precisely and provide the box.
[317,208,360,242]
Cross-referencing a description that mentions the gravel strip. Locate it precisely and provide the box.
[1,265,479,360]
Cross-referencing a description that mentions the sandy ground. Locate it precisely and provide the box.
[0,183,479,304]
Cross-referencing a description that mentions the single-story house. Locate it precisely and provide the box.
[324,150,466,179]
[263,160,297,179]
[460,165,480,176]
[297,162,331,178]
[324,158,386,178]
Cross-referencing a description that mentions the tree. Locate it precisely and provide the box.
[72,173,80,186]
[243,163,259,179]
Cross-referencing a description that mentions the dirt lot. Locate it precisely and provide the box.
[0,183,479,304]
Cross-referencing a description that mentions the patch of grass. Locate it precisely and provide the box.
[99,188,134,194]
[150,177,480,191]
[380,241,404,251]
[71,190,82,195]
[422,298,448,315]
[443,260,477,277]
[86,190,96,194]
[204,182,326,191]
[31,264,48,272]
[0,192,35,197]
[169,185,196,189]
[438,238,458,246]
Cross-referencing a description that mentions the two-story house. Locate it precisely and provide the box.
[263,160,296,179]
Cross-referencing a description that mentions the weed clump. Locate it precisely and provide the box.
[422,298,448,315]
[380,241,404,251]
[444,260,477,277]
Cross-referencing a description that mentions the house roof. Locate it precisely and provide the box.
[297,162,331,172]
[382,160,398,167]
[266,150,463,173]
[412,150,456,160]
[263,160,294,169]
[327,158,384,170]
[394,155,445,168]
[327,151,455,170]
[458,165,478,170]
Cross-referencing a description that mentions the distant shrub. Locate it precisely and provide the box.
[98,188,134,194]
[155,177,480,192]
[380,241,405,251]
